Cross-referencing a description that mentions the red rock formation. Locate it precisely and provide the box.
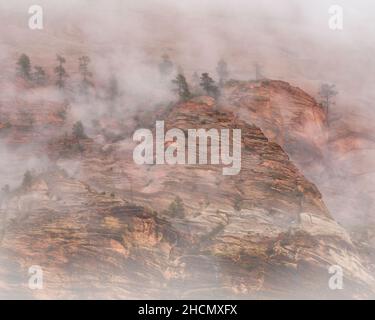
[1,95,373,299]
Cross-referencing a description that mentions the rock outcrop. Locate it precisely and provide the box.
[0,96,373,299]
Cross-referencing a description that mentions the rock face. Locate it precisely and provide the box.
[223,80,375,228]
[0,96,373,299]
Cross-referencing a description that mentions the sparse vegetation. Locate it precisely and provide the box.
[165,196,185,218]
[172,74,191,101]
[72,121,87,139]
[16,54,32,80]
[78,56,94,94]
[22,170,33,189]
[55,55,69,89]
[200,73,220,99]
[32,66,48,85]
[319,83,338,120]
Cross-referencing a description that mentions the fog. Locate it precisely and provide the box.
[1,0,375,300]
[1,0,375,225]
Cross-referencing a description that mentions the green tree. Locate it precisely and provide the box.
[200,73,220,99]
[167,196,185,218]
[22,170,33,188]
[16,54,31,80]
[55,55,68,88]
[319,83,338,120]
[172,74,191,101]
[72,121,87,139]
[78,56,93,94]
[32,66,47,85]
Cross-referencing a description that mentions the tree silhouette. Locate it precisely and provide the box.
[32,66,47,85]
[172,74,191,101]
[72,121,87,139]
[200,73,220,99]
[216,59,229,86]
[319,83,338,120]
[16,54,32,80]
[159,54,174,78]
[22,170,33,189]
[167,196,185,218]
[78,56,93,94]
[55,55,68,88]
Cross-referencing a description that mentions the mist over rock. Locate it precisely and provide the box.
[1,0,375,300]
[0,94,374,299]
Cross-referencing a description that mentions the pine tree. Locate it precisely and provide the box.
[200,73,220,99]
[55,55,68,88]
[72,121,87,139]
[32,66,47,85]
[22,170,33,188]
[78,56,93,94]
[16,54,32,80]
[172,74,191,101]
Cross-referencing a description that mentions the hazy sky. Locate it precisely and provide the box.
[1,0,374,102]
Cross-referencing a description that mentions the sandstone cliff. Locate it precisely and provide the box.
[0,94,373,299]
